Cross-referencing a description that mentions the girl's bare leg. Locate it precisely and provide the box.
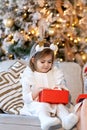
[76,106,81,130]
[77,99,87,130]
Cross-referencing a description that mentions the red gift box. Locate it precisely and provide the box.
[39,89,69,104]
[76,94,87,103]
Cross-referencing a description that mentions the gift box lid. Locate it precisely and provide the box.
[76,94,87,103]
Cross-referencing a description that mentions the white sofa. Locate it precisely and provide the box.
[0,60,83,130]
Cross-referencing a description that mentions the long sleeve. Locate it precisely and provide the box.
[53,66,68,90]
[20,66,35,104]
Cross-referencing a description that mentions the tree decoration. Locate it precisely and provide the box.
[55,0,64,17]
[36,0,45,7]
[0,0,86,66]
[48,27,56,36]
[3,18,14,28]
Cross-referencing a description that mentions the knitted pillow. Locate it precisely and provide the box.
[8,60,26,80]
[0,60,26,114]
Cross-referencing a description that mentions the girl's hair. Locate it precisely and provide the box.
[29,48,55,71]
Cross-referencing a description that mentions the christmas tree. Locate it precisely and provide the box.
[0,0,87,67]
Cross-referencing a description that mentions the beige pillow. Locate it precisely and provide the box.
[0,60,26,114]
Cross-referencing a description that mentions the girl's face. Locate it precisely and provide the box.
[33,54,53,73]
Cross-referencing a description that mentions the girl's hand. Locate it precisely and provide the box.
[59,85,69,91]
[54,87,58,89]
[32,87,44,100]
[54,87,62,90]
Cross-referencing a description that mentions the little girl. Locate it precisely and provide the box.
[20,42,78,130]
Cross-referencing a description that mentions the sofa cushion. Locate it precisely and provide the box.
[0,60,16,72]
[0,60,26,114]
[59,62,83,105]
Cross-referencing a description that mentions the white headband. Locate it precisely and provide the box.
[29,42,58,62]
[35,43,58,52]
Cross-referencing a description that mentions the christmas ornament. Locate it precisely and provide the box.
[3,18,14,28]
[48,27,55,36]
[81,52,87,62]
